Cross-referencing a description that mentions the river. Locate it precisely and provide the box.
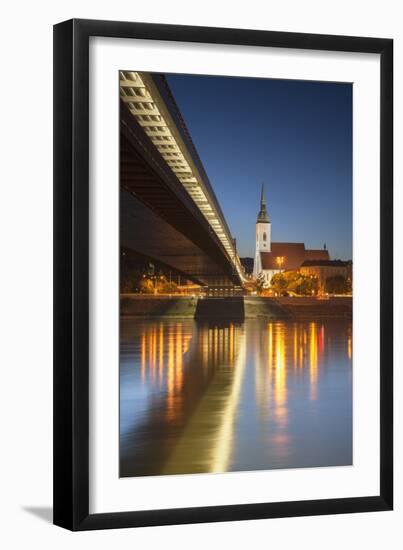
[120,318,352,477]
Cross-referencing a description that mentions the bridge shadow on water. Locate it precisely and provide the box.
[120,314,245,477]
[194,297,245,321]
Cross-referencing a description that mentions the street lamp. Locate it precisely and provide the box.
[276,256,285,269]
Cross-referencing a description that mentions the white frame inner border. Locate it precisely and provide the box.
[89,36,380,514]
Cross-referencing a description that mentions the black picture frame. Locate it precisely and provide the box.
[53,18,393,531]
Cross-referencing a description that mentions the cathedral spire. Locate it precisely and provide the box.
[257,183,270,223]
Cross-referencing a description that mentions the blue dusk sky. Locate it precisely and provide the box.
[166,73,352,260]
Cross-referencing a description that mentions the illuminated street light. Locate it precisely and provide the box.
[276,256,285,269]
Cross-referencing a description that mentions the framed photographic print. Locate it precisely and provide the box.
[53,19,393,530]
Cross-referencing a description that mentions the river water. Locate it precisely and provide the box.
[120,318,352,477]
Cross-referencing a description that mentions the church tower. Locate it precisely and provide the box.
[253,184,271,279]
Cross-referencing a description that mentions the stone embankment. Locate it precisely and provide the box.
[120,294,352,320]
[120,295,198,318]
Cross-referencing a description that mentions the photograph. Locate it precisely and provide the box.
[119,70,353,478]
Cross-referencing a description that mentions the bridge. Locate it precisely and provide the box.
[120,71,246,292]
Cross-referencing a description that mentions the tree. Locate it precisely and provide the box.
[325,275,349,294]
[158,280,178,294]
[256,272,268,293]
[271,270,319,296]
[139,278,155,294]
[270,272,289,294]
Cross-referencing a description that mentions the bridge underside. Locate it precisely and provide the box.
[120,103,242,288]
[121,189,235,287]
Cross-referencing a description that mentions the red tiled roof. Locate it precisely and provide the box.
[304,249,330,261]
[260,243,330,270]
[301,259,346,267]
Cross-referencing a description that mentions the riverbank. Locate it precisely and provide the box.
[120,294,198,318]
[274,296,351,320]
[120,294,352,320]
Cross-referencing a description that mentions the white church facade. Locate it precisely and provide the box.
[253,185,330,287]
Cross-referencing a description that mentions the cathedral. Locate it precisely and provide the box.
[253,185,330,286]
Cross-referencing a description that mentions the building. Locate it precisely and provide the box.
[300,259,352,292]
[240,257,254,276]
[253,185,330,287]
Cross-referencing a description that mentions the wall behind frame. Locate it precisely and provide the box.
[0,0,400,548]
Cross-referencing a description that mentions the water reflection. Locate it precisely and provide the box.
[120,318,352,477]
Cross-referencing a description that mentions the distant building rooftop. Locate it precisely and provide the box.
[261,243,330,270]
[301,259,348,267]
